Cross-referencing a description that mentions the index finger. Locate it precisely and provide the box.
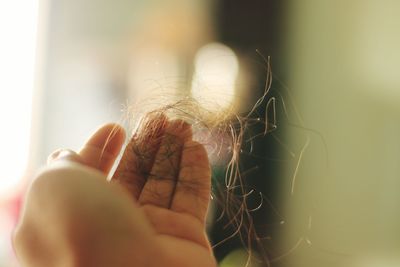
[112,113,167,199]
[170,140,211,224]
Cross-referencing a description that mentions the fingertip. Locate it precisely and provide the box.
[85,123,126,154]
[183,140,210,168]
[166,119,193,141]
[79,123,126,173]
[103,123,126,156]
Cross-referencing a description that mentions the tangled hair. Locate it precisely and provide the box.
[108,57,306,266]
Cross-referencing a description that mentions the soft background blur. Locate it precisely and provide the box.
[1,0,400,266]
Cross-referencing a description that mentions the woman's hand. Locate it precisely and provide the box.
[13,118,216,267]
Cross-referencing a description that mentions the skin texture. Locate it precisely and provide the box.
[13,120,217,267]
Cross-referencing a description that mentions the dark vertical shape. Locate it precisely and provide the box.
[209,0,287,264]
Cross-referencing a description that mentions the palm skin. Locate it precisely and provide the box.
[14,118,217,267]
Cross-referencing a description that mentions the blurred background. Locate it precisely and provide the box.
[1,0,400,266]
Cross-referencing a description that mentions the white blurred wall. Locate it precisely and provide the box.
[284,1,400,266]
[36,0,212,166]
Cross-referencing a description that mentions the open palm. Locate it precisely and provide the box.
[14,117,216,267]
[111,115,216,267]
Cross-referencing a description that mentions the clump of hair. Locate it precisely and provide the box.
[112,57,275,266]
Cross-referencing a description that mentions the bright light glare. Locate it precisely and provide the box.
[0,1,38,196]
[191,43,239,112]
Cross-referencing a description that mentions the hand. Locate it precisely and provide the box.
[14,118,216,267]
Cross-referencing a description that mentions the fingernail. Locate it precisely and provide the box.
[47,149,81,165]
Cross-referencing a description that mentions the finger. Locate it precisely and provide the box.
[47,149,84,165]
[170,140,211,223]
[78,123,126,174]
[112,113,167,199]
[139,120,192,208]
